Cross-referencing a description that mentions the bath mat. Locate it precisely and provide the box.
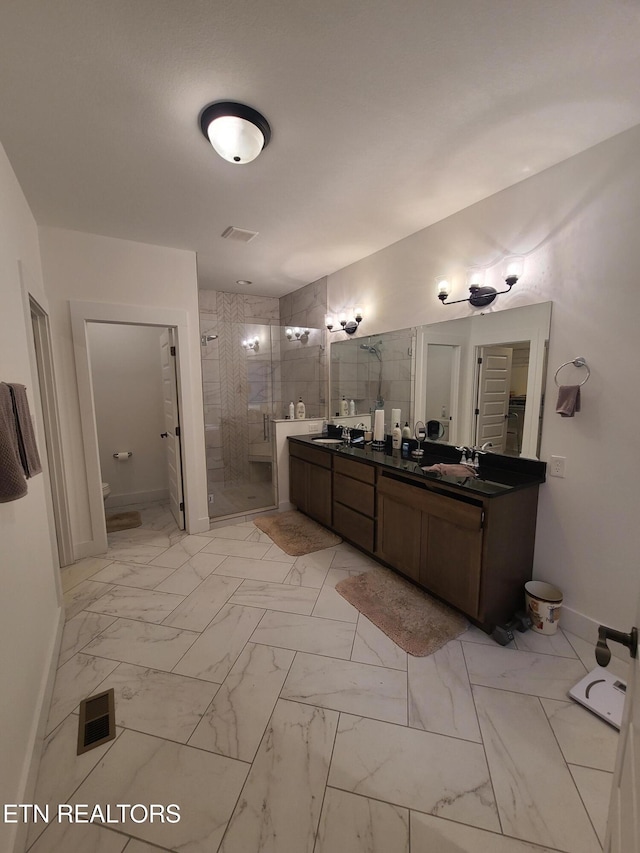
[106,510,142,533]
[336,567,468,656]
[253,510,342,556]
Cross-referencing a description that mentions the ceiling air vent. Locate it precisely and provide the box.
[77,688,116,754]
[221,226,258,243]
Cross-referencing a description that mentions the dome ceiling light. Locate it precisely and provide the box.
[199,101,271,164]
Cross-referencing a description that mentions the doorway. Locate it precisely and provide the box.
[28,295,74,567]
[86,322,184,530]
[70,299,205,558]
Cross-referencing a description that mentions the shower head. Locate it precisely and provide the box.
[201,332,218,346]
[359,342,382,357]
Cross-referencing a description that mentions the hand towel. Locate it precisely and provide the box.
[421,463,478,478]
[0,383,28,502]
[556,385,581,417]
[8,383,42,477]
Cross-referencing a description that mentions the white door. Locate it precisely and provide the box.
[160,329,184,530]
[474,346,513,453]
[605,591,640,852]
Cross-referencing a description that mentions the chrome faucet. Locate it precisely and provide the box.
[481,441,493,452]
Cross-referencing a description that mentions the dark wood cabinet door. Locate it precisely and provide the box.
[420,512,483,618]
[376,493,422,582]
[289,455,308,513]
[307,463,332,527]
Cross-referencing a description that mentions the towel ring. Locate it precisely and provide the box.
[554,357,590,387]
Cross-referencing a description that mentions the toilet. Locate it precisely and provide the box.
[101,482,111,502]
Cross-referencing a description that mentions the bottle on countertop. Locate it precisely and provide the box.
[340,396,349,417]
[392,422,402,450]
[288,401,295,419]
[349,399,356,416]
[401,421,412,438]
[295,397,306,419]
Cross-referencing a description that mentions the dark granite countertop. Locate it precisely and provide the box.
[288,434,546,498]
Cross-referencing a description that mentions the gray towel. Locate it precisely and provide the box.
[556,385,581,417]
[0,383,28,502]
[8,383,42,477]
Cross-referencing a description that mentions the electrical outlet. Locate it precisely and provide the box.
[550,455,566,478]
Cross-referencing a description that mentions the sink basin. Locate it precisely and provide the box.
[312,438,344,445]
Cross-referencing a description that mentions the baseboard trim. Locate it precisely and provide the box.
[105,488,169,508]
[10,605,64,853]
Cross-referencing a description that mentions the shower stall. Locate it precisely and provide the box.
[200,320,325,519]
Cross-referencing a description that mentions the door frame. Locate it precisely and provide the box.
[70,300,206,556]
[19,262,74,569]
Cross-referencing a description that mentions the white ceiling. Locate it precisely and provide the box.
[1,1,640,297]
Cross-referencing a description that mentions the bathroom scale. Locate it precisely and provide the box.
[568,666,626,730]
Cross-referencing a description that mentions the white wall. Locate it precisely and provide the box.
[328,124,640,641]
[39,227,209,553]
[0,142,62,853]
[88,323,169,506]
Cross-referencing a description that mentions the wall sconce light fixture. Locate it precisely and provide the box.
[437,256,524,308]
[199,101,271,164]
[325,308,363,335]
[242,336,260,351]
[286,327,310,342]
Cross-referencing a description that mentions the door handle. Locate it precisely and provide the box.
[595,624,638,666]
[160,432,168,438]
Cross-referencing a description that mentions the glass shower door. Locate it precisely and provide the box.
[207,322,277,518]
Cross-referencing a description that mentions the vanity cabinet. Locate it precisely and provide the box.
[377,472,483,617]
[289,442,332,527]
[288,436,543,629]
[332,455,376,552]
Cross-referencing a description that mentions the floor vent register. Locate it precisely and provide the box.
[77,688,116,754]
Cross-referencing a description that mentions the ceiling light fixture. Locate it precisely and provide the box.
[236,279,253,287]
[325,308,363,335]
[200,101,271,164]
[437,257,524,307]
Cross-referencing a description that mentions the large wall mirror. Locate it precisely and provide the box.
[330,301,552,459]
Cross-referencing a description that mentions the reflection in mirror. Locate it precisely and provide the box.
[415,301,552,459]
[330,329,414,429]
[328,302,551,460]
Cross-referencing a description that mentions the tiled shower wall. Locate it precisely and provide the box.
[278,277,328,418]
[199,291,280,492]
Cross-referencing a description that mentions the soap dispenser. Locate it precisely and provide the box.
[288,401,295,419]
[340,396,349,417]
[295,397,306,419]
[392,423,402,449]
[401,421,411,439]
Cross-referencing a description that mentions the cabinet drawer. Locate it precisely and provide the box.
[333,502,375,552]
[289,442,332,469]
[333,472,375,518]
[333,455,376,484]
[378,473,482,532]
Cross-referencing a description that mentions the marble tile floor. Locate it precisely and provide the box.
[30,500,623,853]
